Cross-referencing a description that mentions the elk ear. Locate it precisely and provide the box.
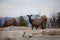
[31,15,32,16]
[27,15,29,16]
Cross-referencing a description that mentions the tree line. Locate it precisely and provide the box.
[0,12,60,28]
[49,12,60,28]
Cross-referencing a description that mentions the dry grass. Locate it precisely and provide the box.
[0,26,60,40]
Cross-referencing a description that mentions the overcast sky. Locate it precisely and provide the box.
[0,0,60,17]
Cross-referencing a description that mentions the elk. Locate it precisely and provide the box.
[3,18,17,27]
[27,15,47,30]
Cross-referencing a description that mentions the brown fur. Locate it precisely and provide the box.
[40,15,47,29]
[27,15,47,30]
[3,18,17,27]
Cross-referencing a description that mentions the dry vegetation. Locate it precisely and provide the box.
[0,26,60,40]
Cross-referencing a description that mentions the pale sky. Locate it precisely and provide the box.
[0,0,60,17]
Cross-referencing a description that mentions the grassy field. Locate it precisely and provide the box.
[0,26,60,40]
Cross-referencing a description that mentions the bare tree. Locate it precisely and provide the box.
[49,9,57,28]
[56,12,60,28]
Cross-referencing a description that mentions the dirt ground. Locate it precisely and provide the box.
[0,26,60,40]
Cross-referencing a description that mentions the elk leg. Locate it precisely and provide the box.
[36,27,37,30]
[44,19,47,28]
[41,26,44,29]
[41,24,45,30]
[36,26,38,30]
[43,22,46,29]
[32,26,34,30]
